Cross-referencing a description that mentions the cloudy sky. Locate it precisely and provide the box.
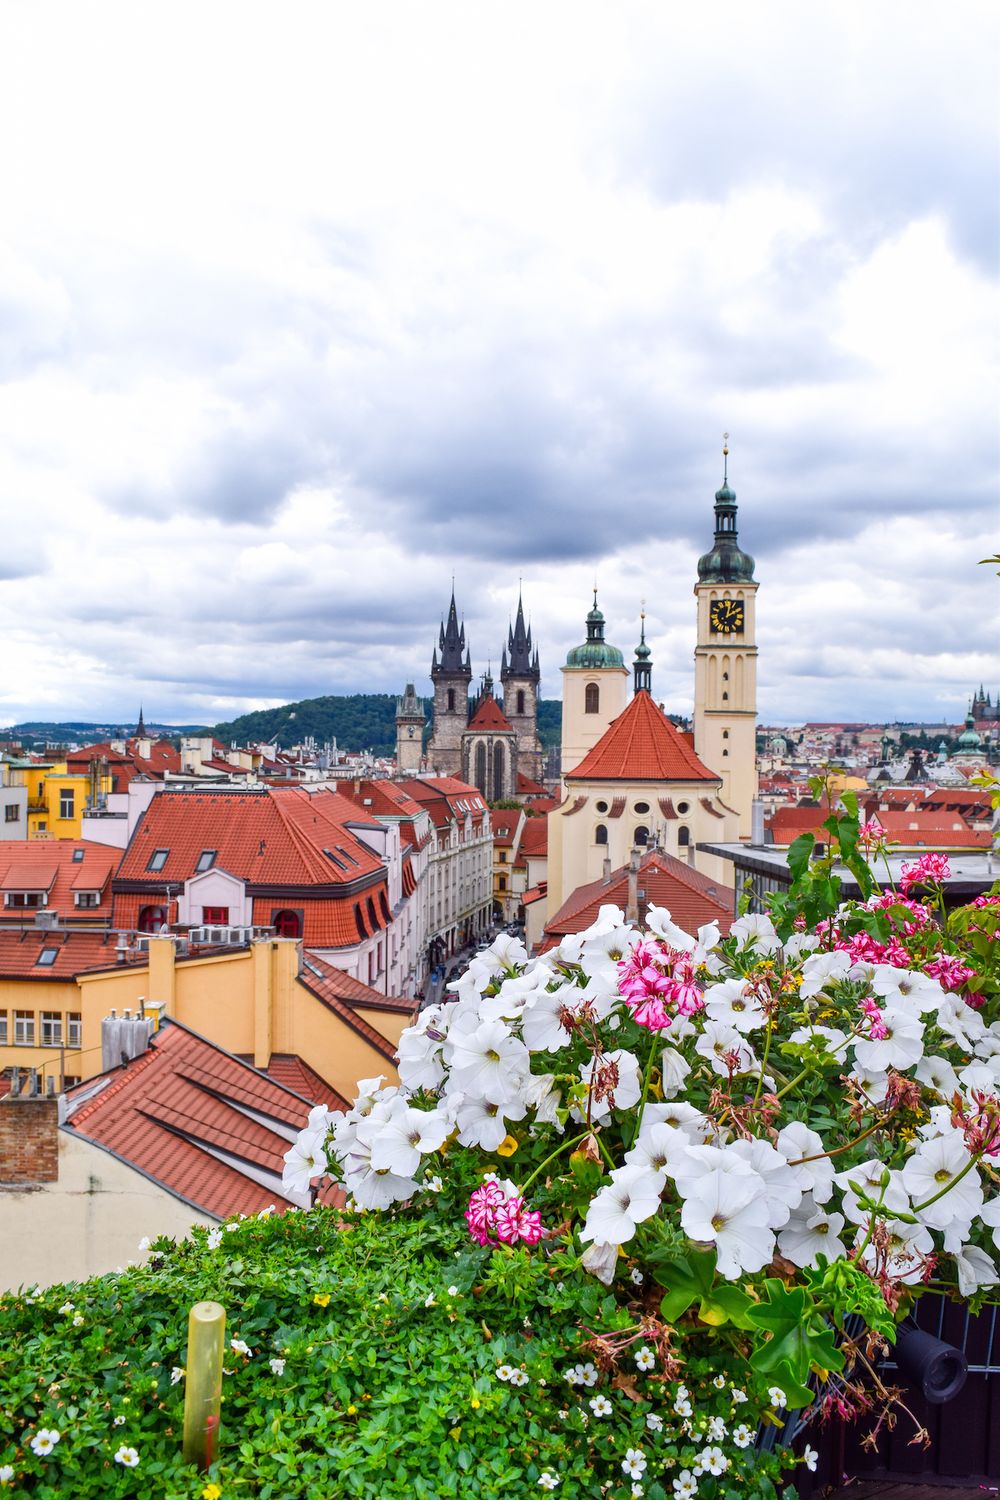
[1,1,997,729]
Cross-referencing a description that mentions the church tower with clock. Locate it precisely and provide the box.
[693,438,759,838]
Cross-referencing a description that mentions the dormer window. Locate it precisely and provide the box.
[74,891,100,908]
[196,849,217,873]
[5,892,45,909]
[146,848,169,872]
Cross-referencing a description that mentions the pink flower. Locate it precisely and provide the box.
[466,1183,543,1247]
[859,996,889,1041]
[924,952,975,992]
[858,817,887,851]
[466,1181,506,1245]
[617,943,704,1032]
[493,1194,543,1246]
[900,853,950,894]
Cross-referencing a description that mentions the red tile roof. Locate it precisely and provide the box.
[405,778,489,831]
[261,1055,349,1110]
[0,840,118,926]
[566,692,719,784]
[467,695,513,733]
[517,772,548,796]
[518,818,548,858]
[64,1020,317,1219]
[0,929,135,979]
[297,952,407,1062]
[491,810,521,844]
[523,881,547,905]
[544,849,732,947]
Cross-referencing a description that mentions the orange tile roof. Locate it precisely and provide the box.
[261,1054,349,1110]
[517,772,548,796]
[467,695,513,733]
[518,818,548,857]
[64,1019,317,1218]
[0,840,118,925]
[544,849,732,945]
[0,928,135,979]
[491,810,521,844]
[566,692,719,783]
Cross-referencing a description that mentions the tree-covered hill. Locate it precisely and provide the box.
[212,695,564,754]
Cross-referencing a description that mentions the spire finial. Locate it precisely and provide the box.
[722,431,729,483]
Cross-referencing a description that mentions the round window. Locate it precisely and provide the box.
[634,801,650,814]
[677,801,690,815]
[595,800,609,813]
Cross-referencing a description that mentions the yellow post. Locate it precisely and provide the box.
[182,1300,226,1470]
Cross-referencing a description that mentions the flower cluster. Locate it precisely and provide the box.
[466,1180,543,1246]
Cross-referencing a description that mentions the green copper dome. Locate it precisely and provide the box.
[565,590,625,669]
[697,452,756,585]
[956,712,983,752]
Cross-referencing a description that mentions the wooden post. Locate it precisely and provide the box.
[182,1300,226,1469]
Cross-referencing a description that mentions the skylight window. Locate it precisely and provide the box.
[36,948,58,967]
[72,848,85,863]
[336,845,360,867]
[146,849,169,872]
[323,848,346,870]
[302,956,325,978]
[196,849,217,872]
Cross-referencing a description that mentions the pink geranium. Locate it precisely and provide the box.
[617,941,704,1032]
[900,853,950,894]
[466,1182,543,1247]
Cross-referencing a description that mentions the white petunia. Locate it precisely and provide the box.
[659,1045,691,1098]
[368,1099,450,1176]
[858,1217,934,1284]
[914,1054,961,1098]
[902,1134,983,1230]
[578,1049,642,1119]
[954,1244,999,1297]
[778,1205,847,1268]
[455,1095,526,1151]
[980,1196,1000,1254]
[349,1165,419,1209]
[799,949,852,997]
[669,1143,757,1199]
[787,1024,848,1055]
[447,1019,529,1104]
[581,1166,663,1246]
[580,1240,620,1284]
[775,1120,835,1204]
[282,1130,328,1196]
[835,1160,911,1225]
[625,1121,695,1178]
[680,1168,774,1279]
[704,978,766,1033]
[729,912,781,954]
[694,1021,757,1076]
[852,1006,924,1072]
[645,905,696,950]
[872,964,945,1014]
[728,1137,802,1227]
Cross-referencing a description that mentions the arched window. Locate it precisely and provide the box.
[516,689,525,715]
[367,896,379,931]
[722,748,729,756]
[354,903,367,941]
[493,742,505,796]
[273,909,302,939]
[722,691,729,701]
[474,742,487,796]
[447,688,455,711]
[595,824,608,845]
[722,729,729,739]
[138,905,166,934]
[585,682,600,714]
[633,826,649,847]
[678,826,690,847]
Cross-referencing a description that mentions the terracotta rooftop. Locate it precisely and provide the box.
[518,817,548,858]
[491,810,522,844]
[467,695,513,733]
[0,840,118,925]
[544,848,732,947]
[64,1019,318,1219]
[259,1054,349,1111]
[565,692,719,784]
[0,928,135,979]
[517,771,548,796]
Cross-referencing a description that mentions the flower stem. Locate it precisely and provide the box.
[753,1019,774,1106]
[911,1152,980,1214]
[627,1035,660,1149]
[521,1130,593,1195]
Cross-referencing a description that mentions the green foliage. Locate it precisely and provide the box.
[747,1281,844,1408]
[650,1250,754,1331]
[0,1210,790,1499]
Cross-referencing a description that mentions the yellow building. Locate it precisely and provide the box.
[0,933,410,1104]
[3,759,111,840]
[559,592,630,781]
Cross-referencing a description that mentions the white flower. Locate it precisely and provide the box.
[447,1019,529,1104]
[269,1357,286,1376]
[424,1175,444,1193]
[496,1364,514,1382]
[704,978,766,1033]
[834,1160,911,1225]
[281,1129,328,1196]
[646,1412,664,1432]
[803,1445,819,1472]
[787,1024,848,1055]
[58,1303,74,1315]
[521,986,577,1052]
[626,1122,699,1178]
[768,1385,787,1407]
[858,1217,934,1284]
[731,1386,747,1404]
[852,1006,924,1072]
[644,905,694,949]
[635,1346,655,1371]
[369,1100,450,1175]
[799,949,852,997]
[706,1416,727,1441]
[733,1423,754,1448]
[623,1449,648,1479]
[29,1430,60,1456]
[778,1204,848,1268]
[509,1368,529,1386]
[695,1445,727,1476]
[170,1366,185,1385]
[206,1228,223,1249]
[901,1134,982,1230]
[396,1026,446,1092]
[224,1221,240,1233]
[729,912,781,954]
[455,1095,526,1151]
[578,1049,642,1118]
[953,1244,999,1297]
[673,1470,698,1499]
[659,1045,692,1098]
[114,1446,140,1468]
[113,1414,126,1427]
[631,1485,644,1499]
[72,1314,84,1327]
[230,1337,251,1356]
[728,1137,802,1227]
[424,1293,436,1307]
[137,1236,151,1253]
[0,1466,14,1484]
[872,964,945,1014]
[589,1394,613,1417]
[712,1374,726,1388]
[581,1165,662,1247]
[349,1165,419,1209]
[694,1021,757,1076]
[567,1361,599,1387]
[980,1196,1000,1254]
[630,1268,645,1286]
[538,1474,559,1491]
[447,1284,459,1297]
[680,1168,774,1279]
[775,1120,835,1204]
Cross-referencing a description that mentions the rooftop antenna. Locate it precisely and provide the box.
[722,431,729,483]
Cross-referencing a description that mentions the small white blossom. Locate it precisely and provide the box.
[538,1475,559,1491]
[673,1470,699,1500]
[630,1268,644,1286]
[634,1345,655,1371]
[230,1338,251,1356]
[424,1175,444,1193]
[0,1465,14,1484]
[768,1385,787,1407]
[589,1394,613,1417]
[695,1445,727,1477]
[58,1303,74,1315]
[206,1228,223,1249]
[706,1416,727,1441]
[803,1445,819,1472]
[509,1368,529,1387]
[170,1367,185,1385]
[712,1374,726,1389]
[269,1357,286,1376]
[137,1236,151,1252]
[646,1412,663,1432]
[623,1448,648,1479]
[731,1386,747,1404]
[496,1364,514,1382]
[114,1446,140,1469]
[113,1415,126,1427]
[447,1284,460,1297]
[29,1430,60,1457]
[72,1314,85,1327]
[733,1424,754,1448]
[424,1293,436,1307]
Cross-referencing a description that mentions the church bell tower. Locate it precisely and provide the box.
[693,437,759,838]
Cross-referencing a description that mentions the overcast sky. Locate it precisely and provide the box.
[1,2,997,730]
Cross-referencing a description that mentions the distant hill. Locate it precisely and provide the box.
[213,694,564,755]
[2,721,206,750]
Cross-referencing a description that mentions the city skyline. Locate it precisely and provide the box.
[0,2,997,728]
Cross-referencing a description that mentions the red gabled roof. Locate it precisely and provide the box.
[0,840,119,925]
[467,695,513,733]
[0,929,136,978]
[517,772,548,796]
[491,810,521,844]
[518,818,548,858]
[261,1055,349,1110]
[565,693,719,783]
[544,849,731,947]
[64,1020,317,1219]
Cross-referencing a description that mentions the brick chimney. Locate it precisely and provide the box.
[0,1095,60,1184]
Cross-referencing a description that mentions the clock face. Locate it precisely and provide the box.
[709,597,745,635]
[407,727,415,737]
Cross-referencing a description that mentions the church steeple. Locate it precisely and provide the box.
[135,705,146,737]
[433,587,469,676]
[501,588,539,684]
[633,612,652,695]
[697,435,756,585]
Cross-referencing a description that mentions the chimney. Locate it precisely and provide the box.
[101,1011,154,1072]
[626,848,641,924]
[0,1094,60,1184]
[602,856,612,884]
[751,799,765,846]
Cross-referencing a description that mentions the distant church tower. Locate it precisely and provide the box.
[500,591,543,783]
[395,684,425,773]
[693,438,759,838]
[560,591,629,779]
[427,588,473,776]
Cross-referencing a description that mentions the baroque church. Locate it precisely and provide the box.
[395,590,544,800]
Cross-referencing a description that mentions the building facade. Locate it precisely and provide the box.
[559,592,629,780]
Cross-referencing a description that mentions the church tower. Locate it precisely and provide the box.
[500,590,543,783]
[693,438,759,838]
[395,683,426,773]
[560,591,629,779]
[427,588,473,776]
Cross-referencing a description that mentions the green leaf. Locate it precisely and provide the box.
[747,1278,845,1385]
